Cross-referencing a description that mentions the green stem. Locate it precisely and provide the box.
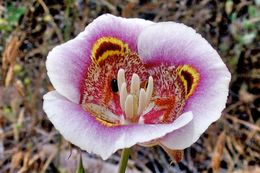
[118,148,131,173]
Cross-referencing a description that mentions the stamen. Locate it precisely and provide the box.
[120,83,127,111]
[117,69,154,123]
[130,73,140,96]
[145,76,153,107]
[137,88,146,115]
[133,95,138,117]
[125,94,134,119]
[117,69,125,92]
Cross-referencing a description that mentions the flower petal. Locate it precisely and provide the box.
[43,91,193,160]
[84,14,153,53]
[46,14,153,103]
[46,32,90,103]
[138,22,231,149]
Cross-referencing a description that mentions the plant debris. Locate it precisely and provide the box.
[0,0,259,172]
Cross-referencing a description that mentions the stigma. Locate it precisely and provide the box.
[117,69,154,124]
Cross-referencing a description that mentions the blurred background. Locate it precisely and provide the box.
[0,0,259,172]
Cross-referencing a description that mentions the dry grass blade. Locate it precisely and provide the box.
[40,149,57,173]
[225,114,260,132]
[2,37,21,87]
[37,0,64,43]
[14,80,25,97]
[17,151,44,173]
[11,151,23,170]
[211,131,226,173]
[0,126,4,160]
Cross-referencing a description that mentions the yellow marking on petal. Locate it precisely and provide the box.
[177,65,200,99]
[95,116,118,127]
[91,37,130,64]
[82,103,120,127]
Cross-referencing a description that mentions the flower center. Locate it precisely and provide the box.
[80,37,200,127]
[81,52,150,127]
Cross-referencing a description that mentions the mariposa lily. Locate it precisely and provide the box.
[43,14,231,160]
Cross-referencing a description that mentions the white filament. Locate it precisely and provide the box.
[130,73,140,97]
[120,83,127,111]
[125,95,134,119]
[145,76,153,107]
[137,88,146,115]
[117,68,125,92]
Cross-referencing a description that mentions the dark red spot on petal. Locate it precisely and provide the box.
[181,70,194,95]
[95,42,121,61]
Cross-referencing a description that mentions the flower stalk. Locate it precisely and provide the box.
[118,148,131,173]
